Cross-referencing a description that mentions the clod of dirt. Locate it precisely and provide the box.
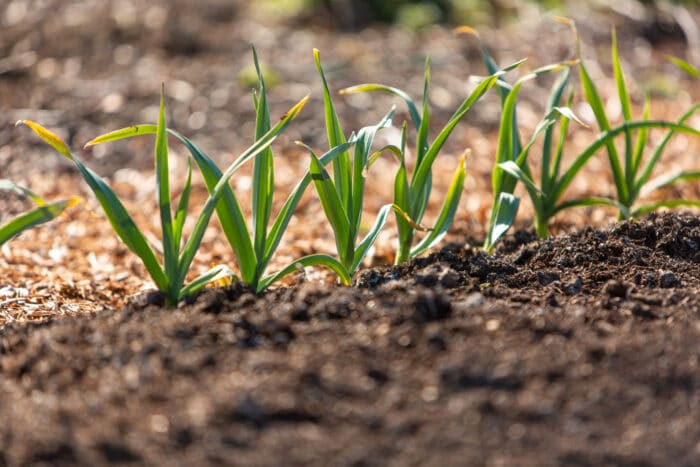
[603,280,632,298]
[659,271,681,288]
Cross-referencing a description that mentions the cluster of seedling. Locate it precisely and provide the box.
[7,21,700,306]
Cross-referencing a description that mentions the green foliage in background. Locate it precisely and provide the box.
[252,0,699,29]
[253,0,565,28]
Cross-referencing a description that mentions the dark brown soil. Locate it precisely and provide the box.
[1,212,700,466]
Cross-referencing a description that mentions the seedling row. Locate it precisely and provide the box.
[4,21,699,306]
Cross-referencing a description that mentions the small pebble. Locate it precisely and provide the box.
[463,292,485,308]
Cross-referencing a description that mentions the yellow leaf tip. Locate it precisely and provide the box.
[67,196,82,209]
[454,25,478,36]
[461,148,472,163]
[296,94,311,109]
[552,15,574,26]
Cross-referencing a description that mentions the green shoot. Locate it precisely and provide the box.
[462,23,700,245]
[341,43,512,262]
[457,26,576,251]
[574,24,700,219]
[306,48,409,277]
[85,49,348,291]
[20,87,308,306]
[0,180,78,246]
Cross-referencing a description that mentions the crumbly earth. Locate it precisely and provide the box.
[2,1,700,466]
[1,212,700,466]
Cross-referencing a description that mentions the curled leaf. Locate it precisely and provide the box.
[16,120,73,160]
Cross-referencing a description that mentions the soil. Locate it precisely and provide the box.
[2,1,700,466]
[1,212,700,466]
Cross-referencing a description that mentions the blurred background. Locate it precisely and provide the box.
[3,0,698,164]
[247,0,700,31]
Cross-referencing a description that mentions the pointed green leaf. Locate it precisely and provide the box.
[258,253,352,290]
[351,203,393,273]
[172,158,192,251]
[19,121,169,292]
[0,196,78,246]
[175,95,310,292]
[412,70,503,200]
[484,192,519,253]
[340,84,421,129]
[541,70,571,194]
[314,49,351,209]
[350,109,394,243]
[100,125,258,285]
[155,88,178,287]
[0,180,46,205]
[84,125,157,147]
[178,264,236,300]
[303,143,351,265]
[666,55,700,78]
[498,161,544,197]
[416,56,431,165]
[410,155,466,258]
[251,46,274,266]
[554,120,700,203]
[641,170,700,197]
[262,142,354,270]
[635,103,700,194]
[578,51,627,203]
[612,29,632,121]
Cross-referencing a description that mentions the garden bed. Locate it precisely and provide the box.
[1,212,700,465]
[2,1,700,465]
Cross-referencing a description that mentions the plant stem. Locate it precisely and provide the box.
[395,228,413,264]
[535,216,549,239]
[395,244,410,265]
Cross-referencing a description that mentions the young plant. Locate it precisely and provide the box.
[18,88,308,306]
[456,26,578,251]
[0,180,78,246]
[85,49,351,291]
[341,48,515,262]
[575,26,700,219]
[299,48,406,278]
[460,24,700,244]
